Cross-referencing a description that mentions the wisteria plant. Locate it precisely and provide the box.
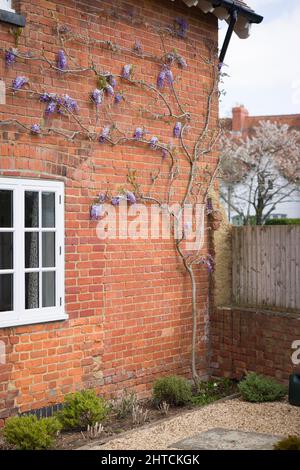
[0,11,222,383]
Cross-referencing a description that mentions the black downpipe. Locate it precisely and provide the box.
[219,9,238,65]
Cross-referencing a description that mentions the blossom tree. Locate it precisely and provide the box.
[219,121,300,225]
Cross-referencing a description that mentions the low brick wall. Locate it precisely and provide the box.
[210,307,300,383]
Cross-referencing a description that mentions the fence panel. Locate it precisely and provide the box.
[232,225,300,310]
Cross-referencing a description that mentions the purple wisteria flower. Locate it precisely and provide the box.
[57,49,67,70]
[177,55,187,69]
[206,259,214,273]
[98,193,107,203]
[105,84,114,96]
[40,92,56,102]
[173,122,182,138]
[165,68,174,86]
[200,255,214,273]
[30,124,41,135]
[133,127,143,140]
[91,88,103,106]
[108,75,117,88]
[63,94,78,112]
[175,17,188,38]
[157,67,173,89]
[162,148,168,159]
[58,24,71,34]
[111,196,122,206]
[90,204,104,220]
[206,198,213,213]
[12,76,28,91]
[45,101,57,115]
[149,136,158,149]
[122,64,133,79]
[157,69,166,89]
[126,191,136,205]
[114,93,123,104]
[99,125,110,143]
[5,49,16,66]
[133,40,142,53]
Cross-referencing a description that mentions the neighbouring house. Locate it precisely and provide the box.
[221,105,300,224]
[0,0,263,423]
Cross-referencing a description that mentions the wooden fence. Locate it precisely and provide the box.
[232,225,300,311]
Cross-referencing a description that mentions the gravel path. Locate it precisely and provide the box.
[87,399,300,450]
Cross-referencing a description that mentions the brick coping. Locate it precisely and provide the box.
[216,306,300,320]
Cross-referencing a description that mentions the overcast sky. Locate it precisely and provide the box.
[219,0,300,117]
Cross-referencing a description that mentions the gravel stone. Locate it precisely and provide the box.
[88,399,300,450]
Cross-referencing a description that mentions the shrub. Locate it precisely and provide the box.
[153,375,192,406]
[238,373,286,403]
[113,390,137,419]
[57,390,109,430]
[265,218,300,225]
[3,415,61,450]
[191,378,234,406]
[274,436,300,450]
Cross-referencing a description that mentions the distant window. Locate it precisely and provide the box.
[270,214,287,220]
[0,0,15,12]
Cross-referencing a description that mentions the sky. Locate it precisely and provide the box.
[219,0,300,117]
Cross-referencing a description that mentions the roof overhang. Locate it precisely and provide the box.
[170,0,263,39]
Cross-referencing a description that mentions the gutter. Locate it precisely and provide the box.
[215,1,263,64]
[212,0,263,25]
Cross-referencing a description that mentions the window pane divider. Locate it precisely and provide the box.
[15,185,24,316]
[24,228,56,232]
[25,267,57,273]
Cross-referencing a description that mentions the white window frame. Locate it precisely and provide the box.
[0,0,15,13]
[0,177,67,328]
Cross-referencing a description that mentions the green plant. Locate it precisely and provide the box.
[274,436,300,450]
[153,375,192,406]
[238,373,286,403]
[57,390,109,430]
[131,403,149,425]
[3,415,61,450]
[113,391,137,419]
[265,218,300,225]
[191,378,234,406]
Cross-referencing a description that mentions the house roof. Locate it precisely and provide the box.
[169,0,263,39]
[221,106,300,136]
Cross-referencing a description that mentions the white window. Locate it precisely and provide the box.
[0,1,15,12]
[0,178,67,328]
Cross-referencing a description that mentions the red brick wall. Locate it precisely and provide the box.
[210,307,300,383]
[0,0,218,422]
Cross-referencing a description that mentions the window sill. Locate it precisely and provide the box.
[0,312,68,329]
[0,9,26,27]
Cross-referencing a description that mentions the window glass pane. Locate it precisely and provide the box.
[42,272,55,307]
[42,232,55,267]
[25,272,39,309]
[25,233,39,268]
[42,192,55,228]
[25,191,39,228]
[0,274,13,312]
[0,190,13,228]
[0,233,13,269]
